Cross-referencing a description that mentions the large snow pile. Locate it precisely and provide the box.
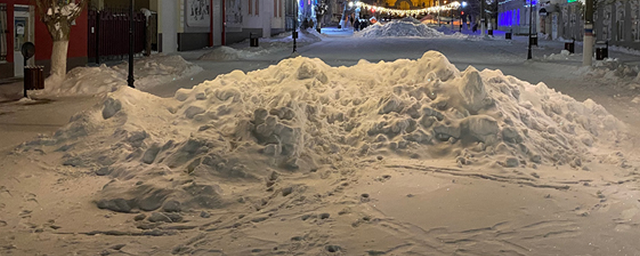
[18,51,625,214]
[32,55,202,97]
[356,18,444,38]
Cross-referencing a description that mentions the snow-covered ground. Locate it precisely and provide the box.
[2,26,640,256]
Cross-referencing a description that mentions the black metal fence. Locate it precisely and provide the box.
[88,8,146,64]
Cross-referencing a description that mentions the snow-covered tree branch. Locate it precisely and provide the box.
[35,0,88,86]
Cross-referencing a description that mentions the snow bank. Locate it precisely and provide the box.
[356,18,444,38]
[542,50,580,61]
[200,29,322,61]
[18,51,626,214]
[199,46,271,60]
[606,45,640,56]
[32,55,202,97]
[572,57,640,91]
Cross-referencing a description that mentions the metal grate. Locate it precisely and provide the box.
[0,4,7,62]
[88,8,147,63]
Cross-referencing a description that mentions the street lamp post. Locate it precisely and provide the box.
[450,5,453,30]
[438,0,441,26]
[480,0,485,36]
[128,0,135,88]
[582,0,593,66]
[293,0,298,53]
[527,0,532,59]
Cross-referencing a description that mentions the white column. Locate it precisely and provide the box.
[262,0,272,38]
[583,24,593,66]
[161,0,178,53]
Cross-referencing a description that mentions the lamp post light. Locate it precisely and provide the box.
[527,0,532,59]
[128,0,135,88]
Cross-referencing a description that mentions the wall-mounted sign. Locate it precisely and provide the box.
[225,0,243,32]
[186,0,211,27]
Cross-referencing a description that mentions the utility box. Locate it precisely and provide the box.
[595,41,608,60]
[529,35,538,46]
[564,42,575,53]
[249,33,259,47]
[24,66,44,91]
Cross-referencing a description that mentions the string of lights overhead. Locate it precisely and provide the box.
[349,1,463,16]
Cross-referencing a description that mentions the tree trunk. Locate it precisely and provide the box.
[46,40,69,86]
[43,18,72,87]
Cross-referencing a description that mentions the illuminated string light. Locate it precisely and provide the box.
[351,1,461,16]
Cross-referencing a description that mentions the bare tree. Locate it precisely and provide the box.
[35,0,88,86]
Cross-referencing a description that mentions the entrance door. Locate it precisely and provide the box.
[14,6,33,77]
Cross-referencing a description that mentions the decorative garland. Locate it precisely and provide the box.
[350,1,462,16]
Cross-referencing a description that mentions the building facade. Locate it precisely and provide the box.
[224,0,286,44]
[593,0,640,49]
[93,0,224,53]
[498,0,538,34]
[535,0,639,50]
[1,0,88,79]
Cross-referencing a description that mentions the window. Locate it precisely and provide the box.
[279,0,282,17]
[617,19,625,41]
[274,0,277,17]
[616,1,625,41]
[0,3,7,62]
[249,0,253,15]
[255,0,259,15]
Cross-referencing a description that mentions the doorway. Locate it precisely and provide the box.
[14,5,34,77]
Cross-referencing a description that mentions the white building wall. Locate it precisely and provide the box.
[160,0,179,53]
[243,0,285,35]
